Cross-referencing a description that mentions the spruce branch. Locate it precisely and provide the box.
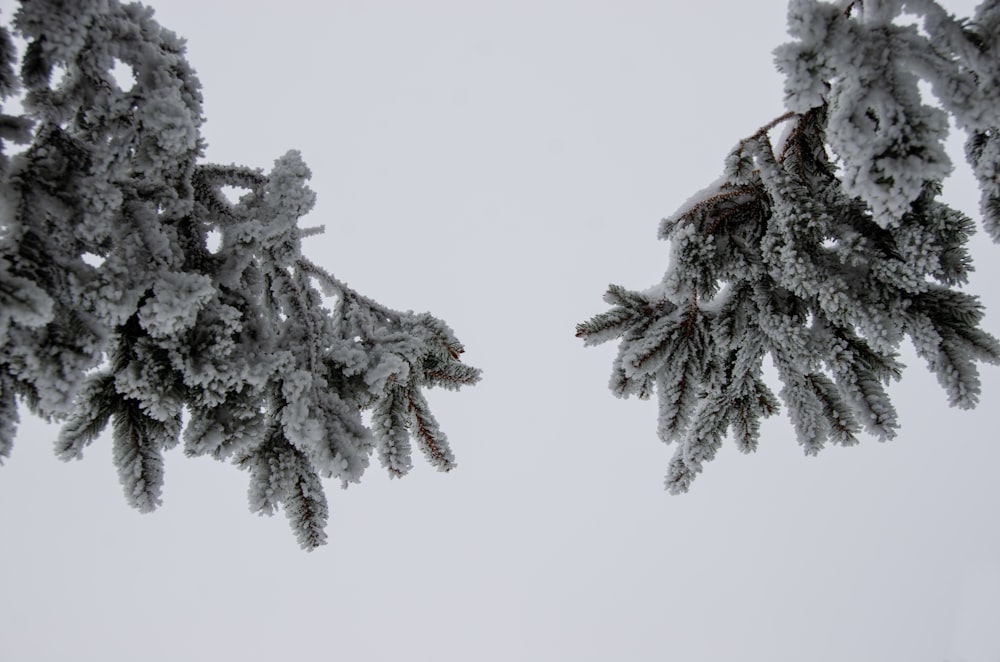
[580,0,1000,493]
[0,0,479,550]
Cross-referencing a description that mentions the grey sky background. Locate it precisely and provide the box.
[2,1,998,661]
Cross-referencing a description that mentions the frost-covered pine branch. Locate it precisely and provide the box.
[578,0,1000,493]
[0,0,479,549]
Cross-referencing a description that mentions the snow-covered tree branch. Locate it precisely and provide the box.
[578,0,1000,492]
[0,0,479,549]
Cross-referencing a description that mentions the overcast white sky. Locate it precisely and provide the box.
[2,1,999,661]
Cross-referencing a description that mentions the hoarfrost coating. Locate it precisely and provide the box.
[0,0,480,549]
[578,0,1000,493]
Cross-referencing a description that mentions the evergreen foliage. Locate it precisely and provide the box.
[578,0,1000,493]
[0,0,479,549]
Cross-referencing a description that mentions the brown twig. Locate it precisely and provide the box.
[704,195,766,236]
[408,394,454,471]
[677,183,762,228]
[736,111,798,158]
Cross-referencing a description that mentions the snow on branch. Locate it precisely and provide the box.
[0,0,480,549]
[580,0,1000,493]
